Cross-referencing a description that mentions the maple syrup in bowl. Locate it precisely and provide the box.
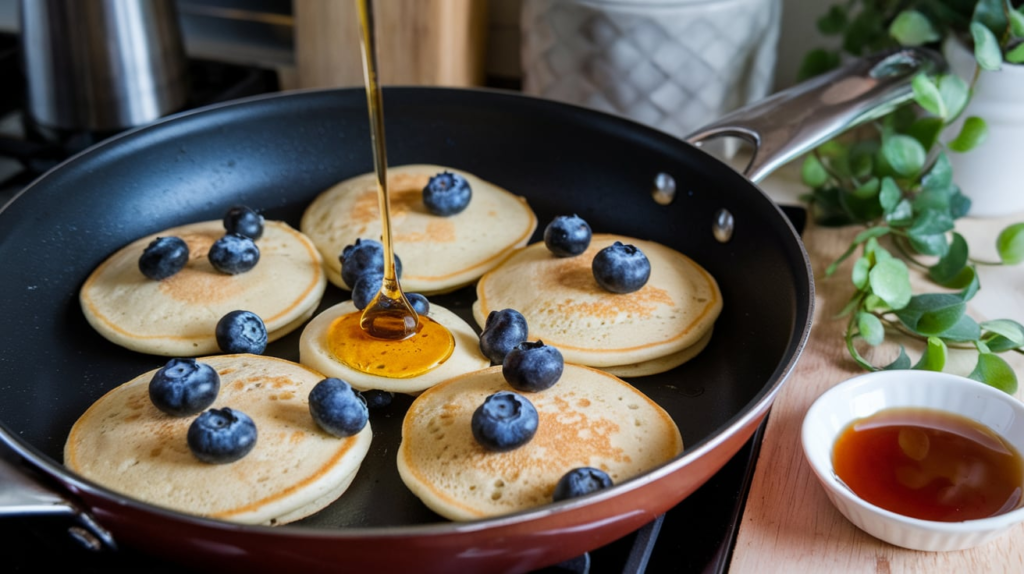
[802,370,1024,552]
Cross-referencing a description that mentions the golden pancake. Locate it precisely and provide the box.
[473,234,722,369]
[299,300,490,395]
[602,327,713,378]
[64,354,372,525]
[80,220,327,356]
[300,164,537,294]
[397,364,683,521]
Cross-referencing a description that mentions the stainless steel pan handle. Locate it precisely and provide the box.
[686,48,945,183]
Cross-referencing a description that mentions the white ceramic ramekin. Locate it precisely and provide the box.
[802,370,1024,551]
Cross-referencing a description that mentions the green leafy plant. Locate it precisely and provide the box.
[800,0,1024,393]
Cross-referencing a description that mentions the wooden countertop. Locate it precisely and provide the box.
[728,165,1024,572]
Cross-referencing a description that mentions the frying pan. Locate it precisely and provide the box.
[0,48,940,572]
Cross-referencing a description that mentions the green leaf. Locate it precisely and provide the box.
[907,117,945,150]
[817,5,848,35]
[839,186,884,223]
[971,22,1003,71]
[1011,9,1024,37]
[879,177,901,214]
[852,257,871,290]
[948,117,989,153]
[890,10,941,46]
[929,232,968,285]
[885,199,914,227]
[869,258,912,310]
[863,293,888,313]
[908,210,953,257]
[981,319,1024,346]
[922,153,953,192]
[983,319,1024,352]
[958,269,981,302]
[798,48,841,81]
[968,353,1018,394]
[913,337,947,371]
[997,223,1024,264]
[894,293,966,337]
[938,75,970,120]
[1008,43,1024,64]
[909,233,950,258]
[857,312,885,346]
[883,345,912,370]
[972,0,1010,38]
[911,73,946,117]
[882,135,926,176]
[848,141,877,180]
[950,190,972,219]
[801,155,828,188]
[937,314,982,342]
[854,226,891,244]
[844,5,888,55]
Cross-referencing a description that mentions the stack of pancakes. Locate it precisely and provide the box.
[64,355,372,525]
[80,220,326,356]
[301,164,537,294]
[474,234,722,376]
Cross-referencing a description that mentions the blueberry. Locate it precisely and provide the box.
[309,378,369,437]
[222,205,264,240]
[407,293,430,316]
[148,358,220,417]
[138,236,189,280]
[471,391,538,452]
[591,241,651,294]
[479,309,529,365]
[503,341,564,392]
[362,389,394,409]
[208,233,260,274]
[422,171,471,216]
[544,215,592,257]
[352,272,383,310]
[552,467,613,502]
[339,239,402,289]
[215,310,268,355]
[187,407,258,464]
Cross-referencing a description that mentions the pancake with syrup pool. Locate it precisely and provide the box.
[396,364,683,521]
[64,354,372,526]
[300,164,537,295]
[80,219,327,357]
[473,234,722,372]
[299,300,490,395]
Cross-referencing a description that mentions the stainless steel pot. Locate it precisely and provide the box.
[20,0,188,131]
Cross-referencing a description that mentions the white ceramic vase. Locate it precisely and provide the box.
[520,0,781,143]
[943,36,1024,218]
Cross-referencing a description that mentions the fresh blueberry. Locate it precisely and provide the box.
[138,236,189,280]
[148,358,220,417]
[479,309,529,365]
[308,378,369,437]
[503,341,564,392]
[187,407,258,464]
[552,467,613,502]
[339,238,402,289]
[208,233,260,274]
[422,171,471,216]
[544,215,592,257]
[362,389,394,409]
[352,272,383,310]
[215,310,268,355]
[471,391,538,452]
[592,241,651,294]
[222,205,264,240]
[407,293,430,316]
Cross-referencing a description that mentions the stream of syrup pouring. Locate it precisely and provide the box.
[326,0,454,379]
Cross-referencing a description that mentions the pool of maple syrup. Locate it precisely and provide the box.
[326,0,456,378]
[833,407,1024,522]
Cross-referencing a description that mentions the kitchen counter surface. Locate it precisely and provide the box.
[730,161,1024,573]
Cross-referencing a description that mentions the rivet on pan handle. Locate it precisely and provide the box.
[685,48,946,183]
[0,449,117,552]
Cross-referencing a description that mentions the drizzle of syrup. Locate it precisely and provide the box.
[327,0,455,378]
[833,407,1024,522]
[328,311,454,379]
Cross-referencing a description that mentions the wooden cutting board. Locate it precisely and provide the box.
[293,0,488,89]
[728,189,1024,572]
